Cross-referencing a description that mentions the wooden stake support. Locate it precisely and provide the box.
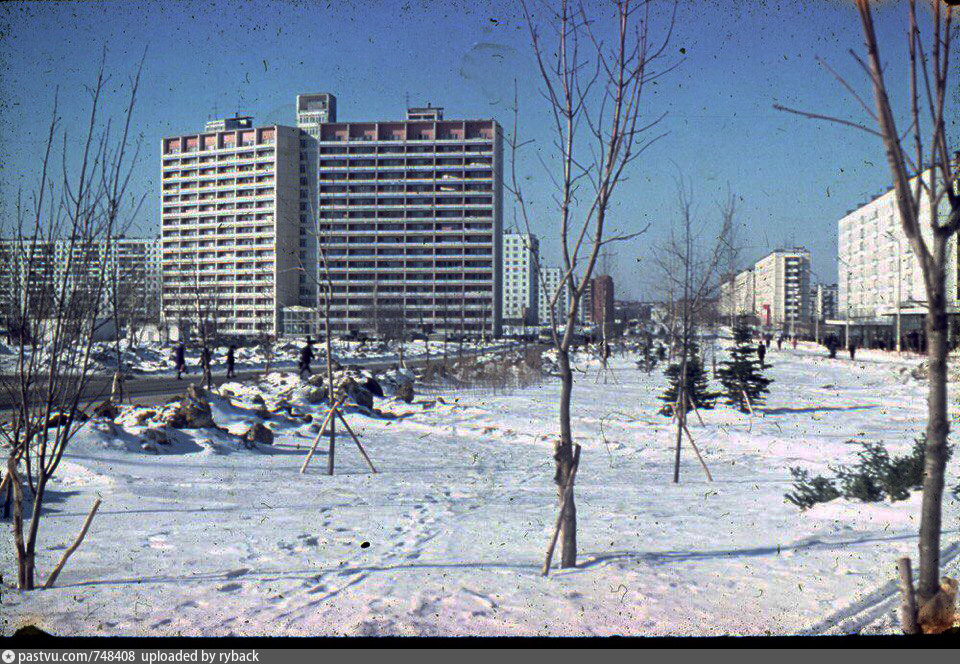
[681,421,714,482]
[44,497,101,589]
[897,556,921,635]
[543,444,582,576]
[686,393,706,427]
[334,409,378,474]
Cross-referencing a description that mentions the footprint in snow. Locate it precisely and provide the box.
[224,567,250,579]
[217,582,242,593]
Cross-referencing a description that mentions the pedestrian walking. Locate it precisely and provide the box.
[174,342,188,380]
[226,344,236,378]
[848,339,858,360]
[757,341,766,365]
[299,338,314,379]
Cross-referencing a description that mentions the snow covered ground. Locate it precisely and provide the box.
[2,345,958,636]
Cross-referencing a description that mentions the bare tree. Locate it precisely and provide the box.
[0,51,144,590]
[190,264,219,389]
[651,179,734,483]
[775,0,958,631]
[509,0,676,570]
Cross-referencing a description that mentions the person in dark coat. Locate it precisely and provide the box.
[299,338,314,379]
[226,345,236,378]
[174,343,188,380]
[776,335,783,350]
[848,338,858,360]
[757,341,766,365]
[826,334,838,359]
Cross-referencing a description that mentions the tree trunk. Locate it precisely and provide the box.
[555,347,577,568]
[9,460,32,590]
[673,388,685,484]
[21,473,49,590]
[918,282,950,600]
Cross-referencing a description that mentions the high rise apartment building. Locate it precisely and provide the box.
[590,274,615,331]
[160,119,300,337]
[309,105,503,337]
[754,248,811,331]
[502,232,539,335]
[162,98,504,340]
[538,266,570,328]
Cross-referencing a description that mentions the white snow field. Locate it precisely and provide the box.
[2,345,958,636]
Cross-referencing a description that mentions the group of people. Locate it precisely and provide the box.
[170,338,318,382]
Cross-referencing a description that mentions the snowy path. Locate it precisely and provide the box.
[2,346,957,636]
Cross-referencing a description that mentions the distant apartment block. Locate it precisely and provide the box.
[589,274,615,332]
[0,236,161,324]
[754,248,811,331]
[502,233,539,335]
[811,283,837,321]
[719,268,755,319]
[160,118,300,338]
[538,266,570,327]
[309,105,503,337]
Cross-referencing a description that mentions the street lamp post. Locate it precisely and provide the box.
[845,268,852,349]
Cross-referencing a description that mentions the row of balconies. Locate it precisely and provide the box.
[316,144,492,155]
[316,188,493,196]
[317,175,495,185]
[315,203,493,212]
[162,147,275,164]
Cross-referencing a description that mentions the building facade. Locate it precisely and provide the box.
[811,283,837,322]
[719,268,756,320]
[753,248,811,332]
[838,178,955,326]
[309,105,503,337]
[0,236,161,328]
[160,119,301,338]
[502,233,539,336]
[538,266,570,328]
[589,274,615,332]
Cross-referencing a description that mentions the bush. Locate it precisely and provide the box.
[785,434,953,510]
[785,467,841,509]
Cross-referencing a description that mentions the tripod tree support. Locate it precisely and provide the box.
[300,398,344,474]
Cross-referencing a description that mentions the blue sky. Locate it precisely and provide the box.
[0,0,955,299]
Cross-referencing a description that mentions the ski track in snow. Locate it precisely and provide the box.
[2,342,958,636]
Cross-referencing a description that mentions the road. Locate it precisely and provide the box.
[0,343,519,411]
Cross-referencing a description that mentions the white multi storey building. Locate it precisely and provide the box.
[811,283,837,321]
[538,266,570,328]
[719,268,756,319]
[0,236,162,324]
[754,248,811,332]
[310,106,503,338]
[502,233,539,335]
[838,177,955,327]
[160,118,301,338]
